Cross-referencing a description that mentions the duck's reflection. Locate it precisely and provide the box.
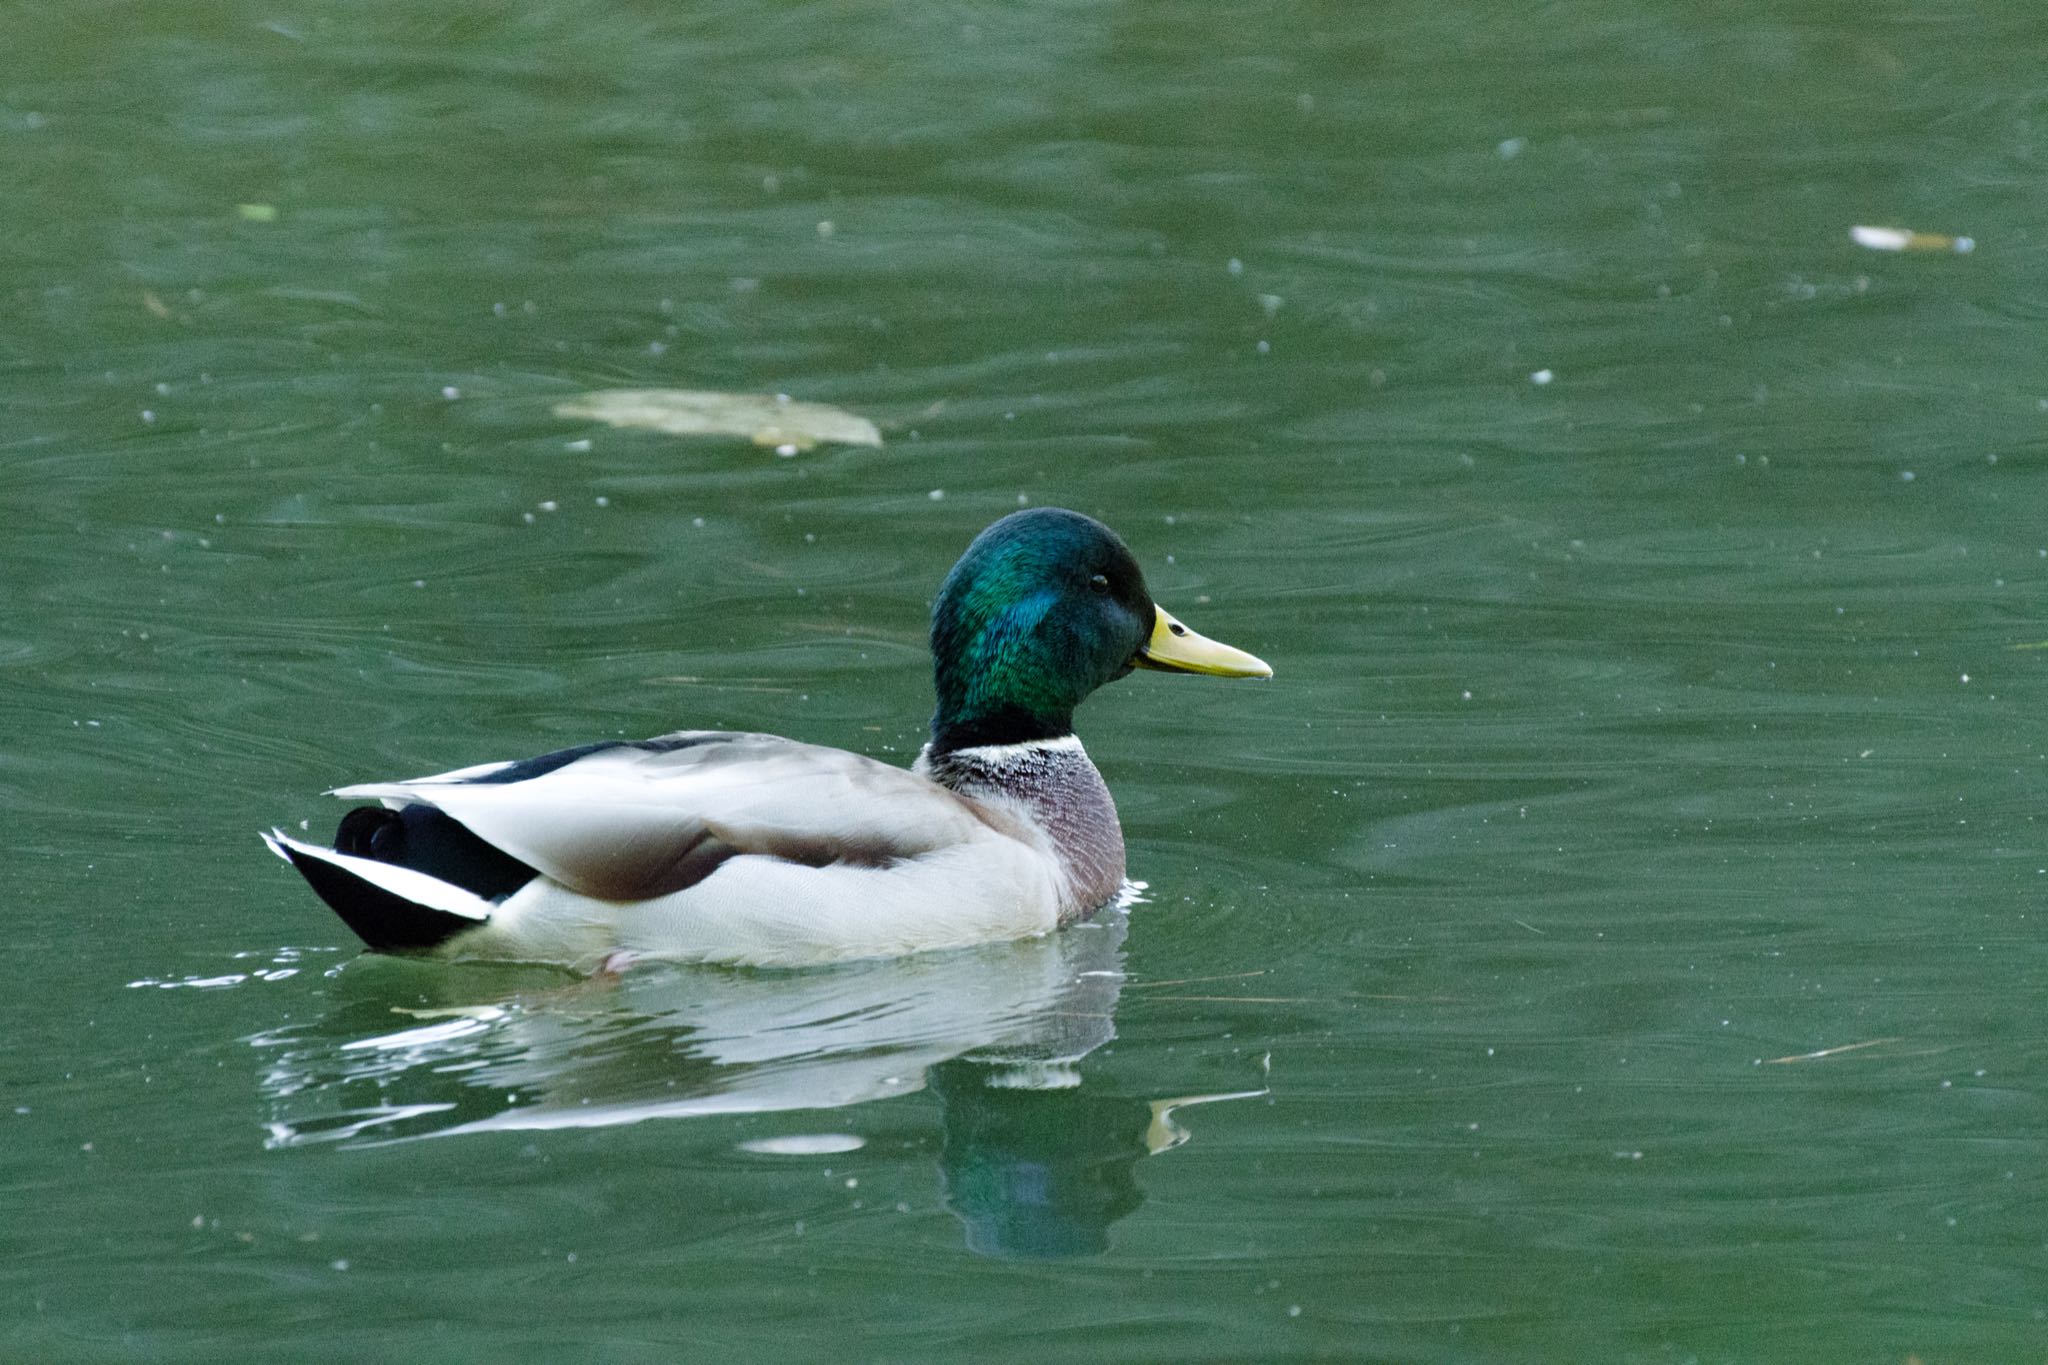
[930,1059,1147,1258]
[249,909,1264,1256]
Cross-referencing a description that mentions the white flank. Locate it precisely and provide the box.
[260,830,495,921]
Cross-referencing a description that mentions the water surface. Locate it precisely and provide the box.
[5,2,2046,1360]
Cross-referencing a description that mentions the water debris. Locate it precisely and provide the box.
[236,203,279,223]
[1145,1086,1270,1154]
[552,389,883,452]
[1850,225,1974,254]
[1762,1037,1903,1065]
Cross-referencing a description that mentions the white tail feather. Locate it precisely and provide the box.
[261,830,495,922]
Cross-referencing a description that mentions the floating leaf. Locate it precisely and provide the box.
[1849,224,1974,254]
[553,388,882,452]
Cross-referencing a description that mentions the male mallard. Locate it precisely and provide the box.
[263,508,1270,968]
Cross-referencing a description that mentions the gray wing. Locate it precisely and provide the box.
[331,731,996,901]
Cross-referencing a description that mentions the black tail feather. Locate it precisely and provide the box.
[335,805,538,899]
[279,840,483,953]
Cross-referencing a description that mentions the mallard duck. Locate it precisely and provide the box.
[263,507,1270,969]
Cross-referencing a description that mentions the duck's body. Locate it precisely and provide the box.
[265,508,1268,969]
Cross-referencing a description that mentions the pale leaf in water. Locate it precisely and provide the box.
[553,389,883,452]
[1849,224,1974,254]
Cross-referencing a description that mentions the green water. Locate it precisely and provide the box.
[6,1,2046,1359]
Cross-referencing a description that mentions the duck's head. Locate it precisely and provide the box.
[929,507,1270,751]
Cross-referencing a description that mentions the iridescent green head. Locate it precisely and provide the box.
[928,508,1270,752]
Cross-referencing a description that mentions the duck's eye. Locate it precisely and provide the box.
[1088,573,1110,594]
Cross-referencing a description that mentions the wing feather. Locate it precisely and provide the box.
[330,732,996,901]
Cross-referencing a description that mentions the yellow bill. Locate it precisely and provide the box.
[1133,605,1272,678]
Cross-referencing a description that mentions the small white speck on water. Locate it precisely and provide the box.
[1227,257,1244,275]
[1287,1305,1302,1318]
[521,511,536,525]
[1961,674,1970,684]
[647,340,666,356]
[411,579,426,589]
[154,382,171,396]
[1496,136,1527,159]
[440,385,460,400]
[775,443,799,457]
[594,496,609,508]
[538,500,558,513]
[928,489,945,501]
[330,1259,349,1272]
[1900,470,1916,481]
[140,410,156,424]
[1461,690,1474,701]
[691,517,706,528]
[1256,339,1271,354]
[1530,368,1554,385]
[844,1177,858,1189]
[815,219,835,238]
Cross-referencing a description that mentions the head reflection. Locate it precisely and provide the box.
[931,1060,1150,1258]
